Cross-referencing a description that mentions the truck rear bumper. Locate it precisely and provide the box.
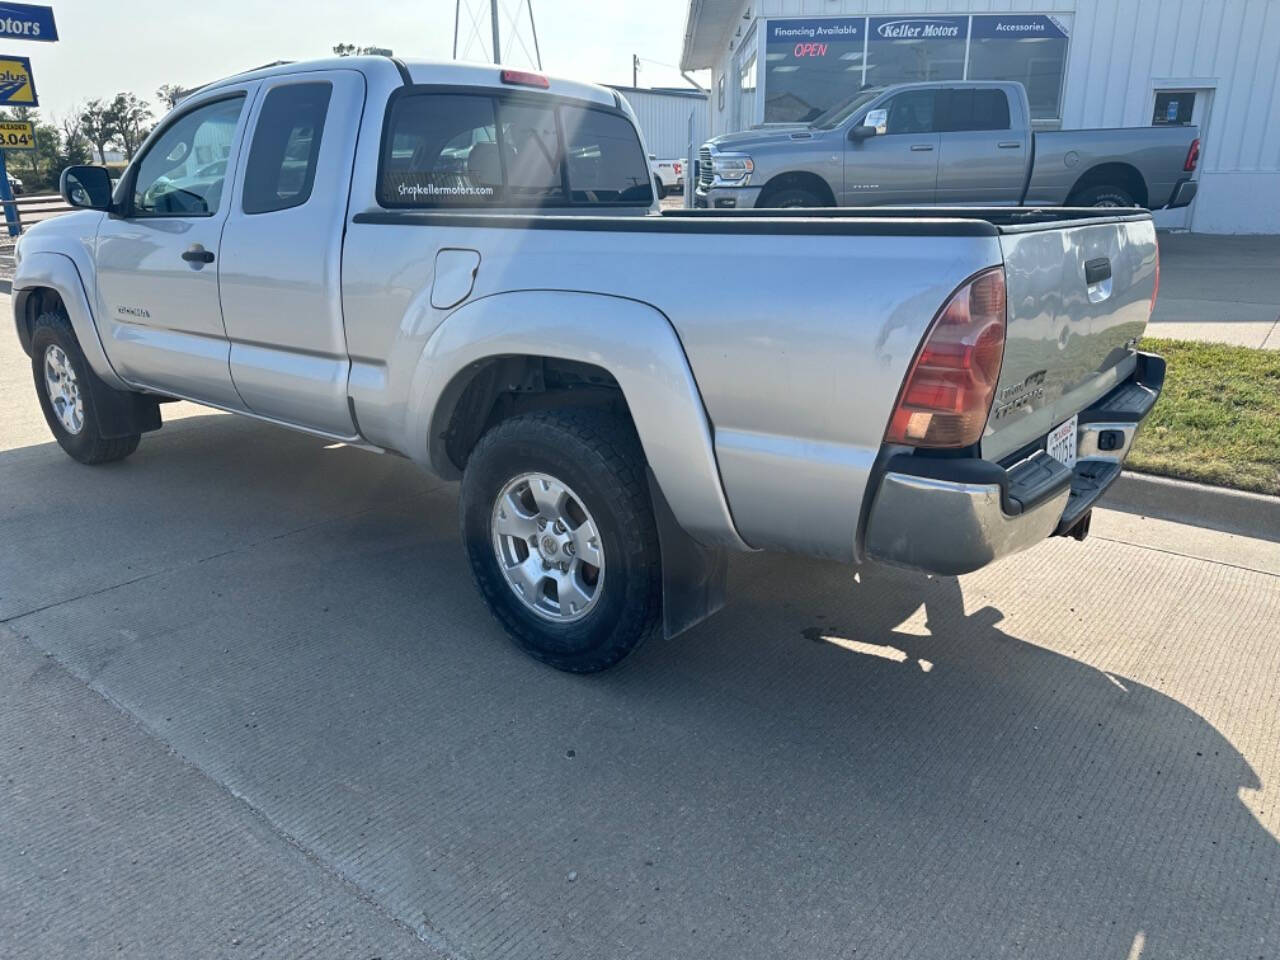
[864,352,1165,576]
[1168,178,1198,208]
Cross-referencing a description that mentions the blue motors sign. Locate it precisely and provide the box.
[869,16,967,42]
[0,3,57,42]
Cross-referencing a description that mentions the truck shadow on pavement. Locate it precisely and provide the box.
[3,414,1277,960]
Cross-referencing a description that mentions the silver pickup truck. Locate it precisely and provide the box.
[697,81,1200,211]
[13,58,1163,672]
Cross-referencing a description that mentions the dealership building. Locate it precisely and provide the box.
[680,0,1280,232]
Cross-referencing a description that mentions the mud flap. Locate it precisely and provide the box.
[646,468,728,639]
[85,370,162,439]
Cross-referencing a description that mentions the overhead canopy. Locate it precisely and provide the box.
[680,0,742,71]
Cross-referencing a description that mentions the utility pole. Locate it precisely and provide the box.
[490,0,502,64]
[632,53,639,88]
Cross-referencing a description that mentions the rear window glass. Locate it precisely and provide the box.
[938,89,1011,132]
[378,92,651,208]
[561,105,653,203]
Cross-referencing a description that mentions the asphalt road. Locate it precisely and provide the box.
[2,294,1278,959]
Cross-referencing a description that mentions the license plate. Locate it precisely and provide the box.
[1046,415,1078,469]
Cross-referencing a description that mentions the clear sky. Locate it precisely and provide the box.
[27,0,704,122]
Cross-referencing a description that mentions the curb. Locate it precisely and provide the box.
[1103,471,1280,542]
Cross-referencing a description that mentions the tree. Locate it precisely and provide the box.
[332,43,393,56]
[78,99,116,164]
[56,110,92,169]
[107,93,152,161]
[156,83,185,110]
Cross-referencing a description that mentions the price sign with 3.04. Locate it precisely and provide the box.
[0,118,33,150]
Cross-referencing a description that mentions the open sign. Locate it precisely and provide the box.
[793,42,829,57]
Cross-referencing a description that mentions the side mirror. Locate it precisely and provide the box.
[849,125,877,142]
[60,165,113,211]
[864,108,888,136]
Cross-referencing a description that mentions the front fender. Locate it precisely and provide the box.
[410,289,750,552]
[13,249,129,391]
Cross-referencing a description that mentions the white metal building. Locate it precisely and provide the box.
[680,0,1280,232]
[609,85,709,161]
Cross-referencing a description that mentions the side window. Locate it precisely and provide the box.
[499,102,564,204]
[884,90,936,135]
[938,89,1011,132]
[379,94,501,206]
[132,96,245,217]
[560,106,652,204]
[242,82,332,214]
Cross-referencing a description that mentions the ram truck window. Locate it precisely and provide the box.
[15,58,1163,672]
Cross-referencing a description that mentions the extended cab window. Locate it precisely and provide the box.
[937,89,1011,132]
[242,82,332,214]
[884,90,936,135]
[131,96,245,217]
[379,92,651,208]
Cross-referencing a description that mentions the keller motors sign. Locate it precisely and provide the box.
[870,16,967,41]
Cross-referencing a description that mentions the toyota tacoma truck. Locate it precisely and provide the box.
[696,80,1200,211]
[13,57,1163,672]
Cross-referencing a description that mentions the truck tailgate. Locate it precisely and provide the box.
[983,214,1158,463]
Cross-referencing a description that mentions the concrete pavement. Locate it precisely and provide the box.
[1147,232,1280,348]
[2,296,1279,959]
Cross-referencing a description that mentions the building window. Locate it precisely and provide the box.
[737,53,757,128]
[864,16,967,88]
[763,17,865,123]
[968,15,1070,120]
[757,14,1071,127]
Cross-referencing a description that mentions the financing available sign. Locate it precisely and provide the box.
[0,53,35,104]
[0,3,57,41]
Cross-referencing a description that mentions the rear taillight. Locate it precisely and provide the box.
[500,69,550,89]
[1184,137,1200,172]
[885,267,1007,448]
[673,161,682,175]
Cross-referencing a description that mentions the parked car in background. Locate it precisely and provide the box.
[697,81,1200,211]
[7,172,23,195]
[649,154,684,197]
[16,58,1163,673]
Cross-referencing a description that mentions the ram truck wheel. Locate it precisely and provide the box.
[1071,184,1137,208]
[29,311,141,465]
[459,409,662,673]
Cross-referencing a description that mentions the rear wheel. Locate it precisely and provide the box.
[459,409,662,673]
[654,176,667,200]
[30,311,141,465]
[1070,184,1136,208]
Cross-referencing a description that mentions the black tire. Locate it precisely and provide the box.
[29,310,141,465]
[459,408,662,673]
[1070,184,1137,208]
[761,187,822,209]
[654,176,667,200]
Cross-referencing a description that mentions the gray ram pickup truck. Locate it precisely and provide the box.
[14,58,1163,672]
[697,80,1200,211]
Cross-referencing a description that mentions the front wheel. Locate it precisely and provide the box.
[762,188,821,209]
[459,409,662,673]
[30,311,141,465]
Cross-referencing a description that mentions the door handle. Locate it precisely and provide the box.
[998,141,1022,149]
[181,244,215,264]
[910,144,934,152]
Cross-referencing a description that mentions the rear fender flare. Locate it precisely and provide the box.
[409,289,750,551]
